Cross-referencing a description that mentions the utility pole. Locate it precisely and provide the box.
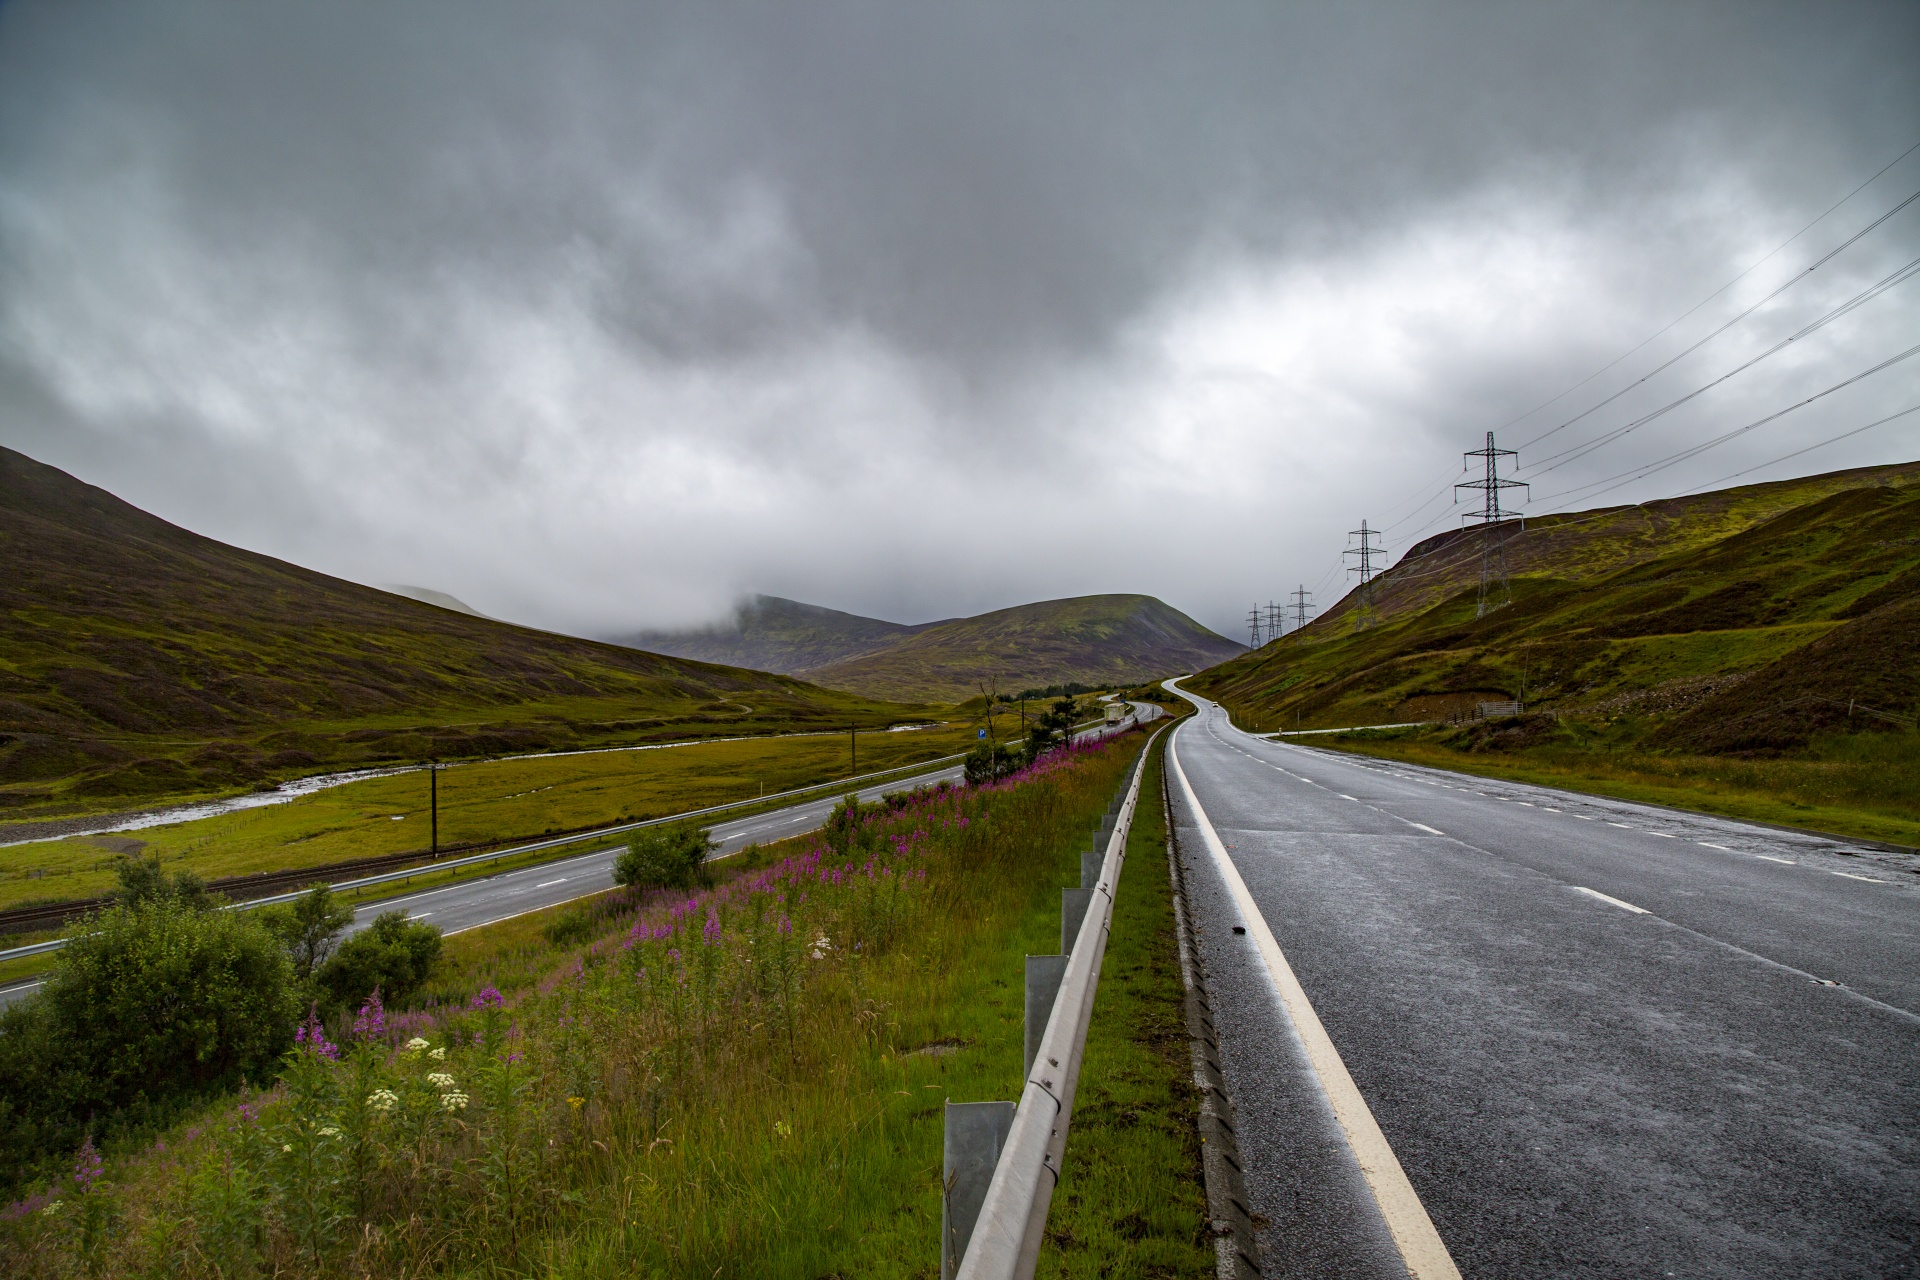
[1290,584,1316,632]
[429,759,438,858]
[850,724,857,773]
[1345,519,1384,630]
[1456,431,1529,617]
[1247,606,1263,647]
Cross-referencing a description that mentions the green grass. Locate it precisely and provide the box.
[0,723,981,912]
[1,726,1213,1278]
[1313,726,1920,849]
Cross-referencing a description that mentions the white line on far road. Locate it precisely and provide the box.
[1832,871,1887,883]
[1699,842,1731,850]
[1573,886,1650,915]
[1410,823,1444,836]
[535,878,569,888]
[1754,856,1795,865]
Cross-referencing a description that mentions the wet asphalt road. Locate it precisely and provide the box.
[1167,688,1920,1279]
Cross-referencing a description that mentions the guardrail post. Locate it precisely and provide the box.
[944,1100,1017,1280]
[1024,955,1068,1074]
[1079,846,1102,889]
[1061,888,1094,954]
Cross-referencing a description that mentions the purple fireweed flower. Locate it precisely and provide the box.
[294,1005,340,1060]
[703,912,722,946]
[778,915,793,936]
[471,986,504,1010]
[72,1137,103,1191]
[353,988,387,1042]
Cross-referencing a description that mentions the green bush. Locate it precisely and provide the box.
[0,897,297,1190]
[258,885,354,982]
[314,911,442,1011]
[612,826,716,892]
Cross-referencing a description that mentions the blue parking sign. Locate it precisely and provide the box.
[977,728,987,739]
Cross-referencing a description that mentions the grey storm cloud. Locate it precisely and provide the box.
[1,1,1916,639]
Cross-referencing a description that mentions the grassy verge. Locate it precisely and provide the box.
[1039,728,1210,1277]
[1310,727,1920,849]
[0,727,1211,1278]
[0,723,977,913]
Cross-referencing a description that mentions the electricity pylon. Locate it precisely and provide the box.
[1345,519,1384,631]
[1289,584,1316,632]
[1456,431,1529,617]
[1266,600,1284,642]
[1247,607,1263,647]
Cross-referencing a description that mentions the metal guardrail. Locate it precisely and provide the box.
[948,722,1166,1280]
[0,750,974,966]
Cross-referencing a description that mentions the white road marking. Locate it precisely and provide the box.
[1699,842,1731,851]
[1832,871,1887,883]
[1754,856,1796,865]
[1170,728,1461,1280]
[535,878,569,888]
[1573,814,1594,820]
[409,912,432,920]
[1410,823,1444,836]
[1649,832,1675,838]
[1573,887,1649,915]
[1543,807,1561,812]
[1516,801,1535,807]
[1339,794,1359,801]
[1607,822,1632,829]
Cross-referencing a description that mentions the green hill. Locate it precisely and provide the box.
[798,594,1245,702]
[0,447,924,821]
[1187,461,1920,843]
[614,595,941,674]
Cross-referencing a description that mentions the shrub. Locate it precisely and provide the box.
[314,912,442,1011]
[964,742,1023,784]
[259,885,355,982]
[612,826,716,892]
[0,896,296,1189]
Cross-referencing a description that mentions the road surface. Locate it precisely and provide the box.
[1165,685,1919,1279]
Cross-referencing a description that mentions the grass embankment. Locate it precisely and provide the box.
[1,728,1211,1278]
[0,724,976,914]
[1312,726,1920,849]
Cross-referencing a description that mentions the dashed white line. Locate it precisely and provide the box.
[1573,887,1649,915]
[1606,822,1632,829]
[1339,794,1359,802]
[1409,823,1444,836]
[535,878,569,888]
[1832,871,1888,883]
[1754,856,1796,865]
[1699,842,1731,851]
[1649,831,1675,838]
[1572,814,1595,820]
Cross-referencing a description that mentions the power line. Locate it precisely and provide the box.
[1516,182,1920,455]
[1533,340,1920,508]
[1677,402,1920,494]
[1522,254,1920,479]
[1497,139,1920,447]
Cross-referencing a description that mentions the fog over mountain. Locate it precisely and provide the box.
[1,2,1915,640]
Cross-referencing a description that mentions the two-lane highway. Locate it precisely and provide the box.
[1166,684,1919,1279]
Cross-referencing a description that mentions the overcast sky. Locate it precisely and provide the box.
[2,2,1917,640]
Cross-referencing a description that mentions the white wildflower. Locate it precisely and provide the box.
[316,1126,340,1138]
[428,1047,447,1061]
[427,1072,456,1089]
[404,1037,430,1053]
[440,1091,469,1112]
[281,1144,292,1153]
[40,1200,62,1217]
[367,1089,399,1112]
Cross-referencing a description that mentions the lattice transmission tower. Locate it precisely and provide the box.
[1456,431,1529,617]
[1247,606,1263,648]
[1266,600,1284,642]
[1289,584,1316,632]
[1344,519,1384,630]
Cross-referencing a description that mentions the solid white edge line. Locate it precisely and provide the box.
[1168,722,1461,1280]
[1572,886,1649,915]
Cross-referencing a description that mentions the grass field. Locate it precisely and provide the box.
[0,723,977,912]
[1312,726,1920,849]
[0,725,1212,1277]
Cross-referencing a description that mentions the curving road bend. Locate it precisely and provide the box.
[1165,685,1919,1279]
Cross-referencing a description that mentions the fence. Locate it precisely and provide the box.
[942,723,1166,1279]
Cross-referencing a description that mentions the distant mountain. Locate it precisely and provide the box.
[614,595,941,674]
[0,447,919,815]
[625,592,1244,702]
[380,584,490,618]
